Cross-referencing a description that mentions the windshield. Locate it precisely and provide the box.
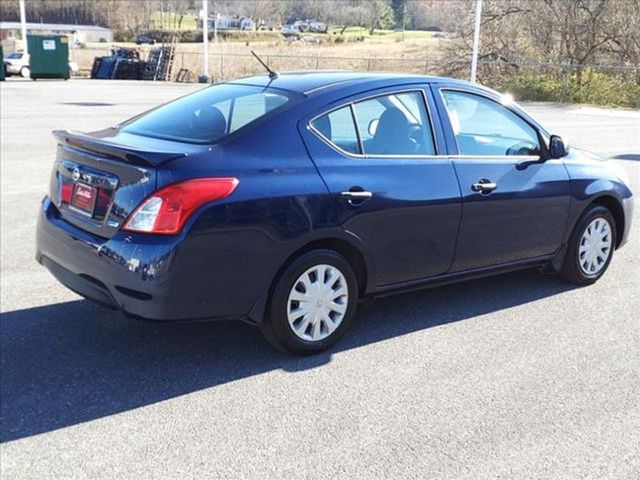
[7,52,23,59]
[121,84,292,144]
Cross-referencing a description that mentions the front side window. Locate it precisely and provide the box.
[311,106,360,154]
[122,84,290,143]
[353,91,436,156]
[441,90,540,156]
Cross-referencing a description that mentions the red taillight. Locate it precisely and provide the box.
[123,177,239,235]
[60,182,73,203]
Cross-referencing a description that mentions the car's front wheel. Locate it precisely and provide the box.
[261,249,358,355]
[560,205,616,285]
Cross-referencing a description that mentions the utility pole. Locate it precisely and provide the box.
[214,13,218,43]
[470,0,482,83]
[202,0,209,79]
[19,0,28,58]
[402,2,406,42]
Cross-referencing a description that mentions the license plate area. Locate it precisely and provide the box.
[70,183,97,216]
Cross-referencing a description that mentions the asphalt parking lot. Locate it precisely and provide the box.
[1,79,639,479]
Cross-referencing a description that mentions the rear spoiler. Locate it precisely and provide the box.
[53,129,187,167]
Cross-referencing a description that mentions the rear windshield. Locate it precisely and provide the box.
[121,84,291,143]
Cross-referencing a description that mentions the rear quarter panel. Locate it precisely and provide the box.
[155,104,375,319]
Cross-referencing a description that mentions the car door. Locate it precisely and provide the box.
[432,85,571,272]
[299,87,462,286]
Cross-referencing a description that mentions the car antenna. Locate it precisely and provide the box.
[251,50,277,79]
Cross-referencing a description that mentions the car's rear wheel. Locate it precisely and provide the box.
[20,66,30,78]
[261,249,358,354]
[559,205,616,285]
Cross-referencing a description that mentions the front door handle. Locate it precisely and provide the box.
[340,188,373,205]
[471,179,497,193]
[340,190,373,199]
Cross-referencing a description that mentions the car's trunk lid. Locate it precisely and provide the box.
[50,129,193,238]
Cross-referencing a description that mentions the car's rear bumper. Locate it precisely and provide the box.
[39,254,119,309]
[5,64,20,74]
[36,197,258,321]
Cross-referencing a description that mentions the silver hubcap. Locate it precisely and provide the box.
[579,217,612,275]
[287,264,349,342]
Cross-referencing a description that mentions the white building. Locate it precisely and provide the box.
[198,14,255,31]
[0,22,113,44]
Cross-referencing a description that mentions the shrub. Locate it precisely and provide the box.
[490,68,640,109]
[114,31,135,42]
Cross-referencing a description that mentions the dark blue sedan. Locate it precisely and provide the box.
[36,72,634,354]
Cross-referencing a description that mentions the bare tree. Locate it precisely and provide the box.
[442,0,639,85]
[367,0,394,35]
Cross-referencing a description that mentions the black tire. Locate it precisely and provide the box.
[261,249,359,355]
[559,205,616,285]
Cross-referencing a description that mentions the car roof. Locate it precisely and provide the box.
[226,70,547,136]
[229,71,475,96]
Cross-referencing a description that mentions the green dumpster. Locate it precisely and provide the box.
[0,45,5,81]
[27,34,70,80]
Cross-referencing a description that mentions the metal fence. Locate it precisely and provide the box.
[75,47,639,105]
[170,51,637,79]
[176,51,440,78]
[76,47,639,80]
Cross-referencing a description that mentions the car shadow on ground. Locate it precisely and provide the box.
[1,269,575,443]
[613,154,640,161]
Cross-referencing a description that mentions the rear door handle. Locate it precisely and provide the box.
[471,179,497,193]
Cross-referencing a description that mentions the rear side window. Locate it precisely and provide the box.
[311,106,360,154]
[353,91,435,155]
[122,84,290,143]
[310,90,436,156]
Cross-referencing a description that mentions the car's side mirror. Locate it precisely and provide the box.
[548,134,569,159]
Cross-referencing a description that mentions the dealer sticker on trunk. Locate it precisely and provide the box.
[70,183,96,215]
